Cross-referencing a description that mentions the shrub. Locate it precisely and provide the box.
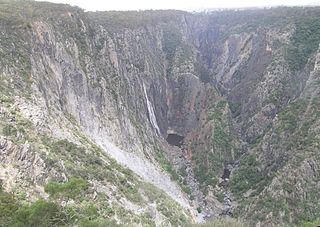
[277,100,306,133]
[297,219,320,227]
[44,177,88,199]
[1,188,73,227]
[230,154,264,196]
[2,124,17,137]
[162,24,182,62]
[12,200,71,227]
[286,17,320,71]
[0,189,19,226]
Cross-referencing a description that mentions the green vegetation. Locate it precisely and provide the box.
[230,154,265,196]
[45,178,88,200]
[189,218,247,227]
[277,100,307,133]
[11,200,72,227]
[212,124,234,155]
[246,182,320,225]
[211,100,237,158]
[45,139,145,204]
[296,219,320,227]
[250,123,272,146]
[162,24,182,62]
[0,186,121,227]
[0,187,72,227]
[228,101,241,118]
[216,191,225,203]
[155,147,178,180]
[207,7,320,72]
[142,183,190,226]
[161,23,184,75]
[0,109,34,145]
[0,187,19,226]
[193,151,219,190]
[0,99,190,226]
[154,147,192,196]
[0,134,191,226]
[233,96,320,224]
[78,219,120,227]
[2,2,320,226]
[275,98,318,153]
[2,123,17,137]
[42,138,190,225]
[286,17,320,71]
[192,99,240,193]
[87,10,187,31]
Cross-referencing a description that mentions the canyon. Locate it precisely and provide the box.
[0,1,320,226]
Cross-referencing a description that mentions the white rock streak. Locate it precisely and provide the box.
[143,82,161,135]
[96,138,193,212]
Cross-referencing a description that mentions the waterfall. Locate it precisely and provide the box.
[143,83,161,135]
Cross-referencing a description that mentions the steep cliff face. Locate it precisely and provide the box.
[1,1,320,226]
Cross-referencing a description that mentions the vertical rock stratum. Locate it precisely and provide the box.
[0,1,320,226]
